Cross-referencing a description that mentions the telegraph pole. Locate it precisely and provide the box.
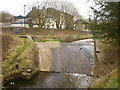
[24,5,26,28]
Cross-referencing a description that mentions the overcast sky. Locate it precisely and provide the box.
[0,0,94,19]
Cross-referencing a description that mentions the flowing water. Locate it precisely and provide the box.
[3,39,95,88]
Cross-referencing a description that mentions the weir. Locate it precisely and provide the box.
[4,39,95,88]
[35,39,94,75]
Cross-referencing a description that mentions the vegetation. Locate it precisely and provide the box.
[93,40,118,77]
[33,34,93,42]
[83,1,119,88]
[91,40,119,88]
[83,2,120,43]
[23,28,92,42]
[27,0,82,30]
[2,34,39,84]
[2,28,93,42]
[34,37,63,42]
[0,11,13,22]
[1,1,119,88]
[2,33,17,61]
[92,69,118,88]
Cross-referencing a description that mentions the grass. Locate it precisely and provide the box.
[105,72,118,88]
[93,39,118,77]
[2,33,17,61]
[2,36,39,84]
[92,69,118,88]
[33,34,93,42]
[3,28,93,43]
[91,38,119,88]
[79,34,93,39]
[34,37,63,42]
[3,28,92,37]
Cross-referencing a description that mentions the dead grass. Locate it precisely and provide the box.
[2,28,93,42]
[2,36,39,84]
[92,69,118,88]
[2,27,91,36]
[32,34,93,42]
[22,28,91,36]
[2,33,18,61]
[93,39,118,78]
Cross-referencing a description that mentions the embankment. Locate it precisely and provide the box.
[92,39,119,88]
[2,34,39,85]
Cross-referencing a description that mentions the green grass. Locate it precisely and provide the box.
[2,38,25,74]
[105,70,118,88]
[12,39,27,61]
[92,69,118,88]
[34,37,63,42]
[79,34,93,39]
[33,34,93,43]
[2,36,39,83]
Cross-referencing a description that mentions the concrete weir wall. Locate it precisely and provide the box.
[35,41,61,71]
[35,39,94,75]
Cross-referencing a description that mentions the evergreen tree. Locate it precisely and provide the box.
[84,2,120,43]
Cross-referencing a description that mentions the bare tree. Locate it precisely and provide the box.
[0,11,13,23]
[27,0,82,29]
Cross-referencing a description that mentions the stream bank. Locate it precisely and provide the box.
[2,37,39,87]
[3,38,95,88]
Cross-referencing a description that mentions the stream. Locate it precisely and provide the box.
[3,39,95,88]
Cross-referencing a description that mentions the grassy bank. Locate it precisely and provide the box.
[93,39,118,77]
[92,69,118,88]
[92,39,119,88]
[2,28,93,42]
[2,35,39,85]
[2,28,91,36]
[33,34,93,42]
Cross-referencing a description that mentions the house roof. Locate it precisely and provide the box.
[27,7,74,19]
[16,15,24,19]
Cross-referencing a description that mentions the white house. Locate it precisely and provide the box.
[44,17,57,29]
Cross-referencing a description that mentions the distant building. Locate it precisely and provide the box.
[3,16,17,23]
[1,15,33,28]
[16,15,24,19]
[45,17,57,29]
[26,7,74,29]
[11,18,32,28]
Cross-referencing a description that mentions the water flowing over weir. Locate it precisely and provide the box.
[4,39,95,88]
[35,39,95,87]
[36,39,94,74]
[50,39,94,75]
